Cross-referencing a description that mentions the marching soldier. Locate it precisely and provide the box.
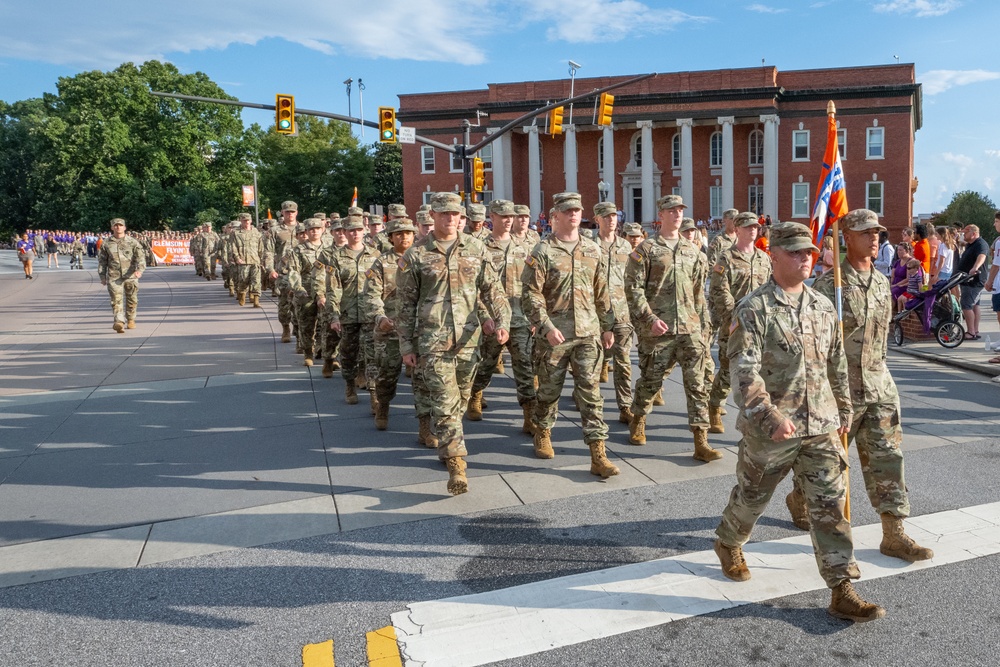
[228,213,265,307]
[624,195,721,462]
[466,203,490,240]
[708,212,772,432]
[512,204,540,247]
[707,208,739,267]
[98,218,145,333]
[714,221,885,623]
[365,209,393,254]
[264,201,300,342]
[202,223,220,280]
[287,218,327,365]
[521,193,619,478]
[397,193,511,495]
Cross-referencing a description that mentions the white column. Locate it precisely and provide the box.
[563,124,578,193]
[602,125,615,203]
[526,125,541,218]
[500,132,513,202]
[678,118,694,212]
[760,114,780,221]
[487,128,506,200]
[719,116,735,211]
[638,120,655,222]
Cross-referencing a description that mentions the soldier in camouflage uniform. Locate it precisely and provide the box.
[707,208,739,267]
[228,213,265,307]
[624,195,721,462]
[365,209,394,254]
[468,200,537,433]
[190,226,204,276]
[316,214,381,404]
[202,223,220,280]
[521,193,620,478]
[414,209,433,243]
[264,201,300,343]
[287,218,327,366]
[799,209,932,563]
[714,221,886,623]
[397,193,511,495]
[466,203,490,241]
[593,201,635,425]
[708,212,772,433]
[512,204,541,247]
[360,217,430,434]
[98,218,146,333]
[220,222,237,297]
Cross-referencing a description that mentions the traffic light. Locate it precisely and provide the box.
[472,157,485,193]
[547,106,564,136]
[379,106,397,143]
[596,93,614,127]
[276,94,295,135]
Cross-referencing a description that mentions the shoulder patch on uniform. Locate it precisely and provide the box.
[713,263,725,274]
[397,258,409,272]
[365,268,375,279]
[629,250,643,262]
[729,318,741,335]
[314,260,324,270]
[525,255,536,267]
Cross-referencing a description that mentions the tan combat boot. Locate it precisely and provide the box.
[600,361,610,383]
[785,490,810,531]
[344,380,358,405]
[880,513,934,562]
[404,365,412,378]
[281,324,291,344]
[708,405,725,434]
[113,321,125,334]
[322,358,335,379]
[303,353,313,367]
[251,295,261,308]
[533,428,555,459]
[714,540,751,581]
[618,406,634,424]
[652,388,665,406]
[494,358,504,374]
[369,390,378,416]
[589,441,620,478]
[126,320,136,330]
[693,427,722,462]
[331,359,341,370]
[374,399,390,431]
[828,581,886,623]
[628,414,646,446]
[466,390,484,421]
[521,399,536,435]
[446,457,468,495]
[354,371,367,391]
[418,415,438,448]
[228,286,236,297]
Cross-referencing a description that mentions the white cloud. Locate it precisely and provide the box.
[746,4,788,13]
[520,0,708,43]
[919,69,1000,95]
[986,150,1000,159]
[942,152,973,168]
[873,0,961,17]
[985,176,995,190]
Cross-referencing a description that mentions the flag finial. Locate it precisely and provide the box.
[827,101,836,116]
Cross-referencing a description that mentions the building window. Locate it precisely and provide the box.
[632,133,642,168]
[710,131,723,168]
[748,130,763,166]
[837,128,847,160]
[866,181,884,215]
[672,186,682,196]
[748,185,763,215]
[538,144,543,173]
[450,149,462,173]
[421,146,435,173]
[672,133,681,168]
[867,127,884,159]
[792,130,809,161]
[792,182,810,218]
[709,186,722,219]
[479,143,493,171]
[597,136,604,172]
[422,191,434,205]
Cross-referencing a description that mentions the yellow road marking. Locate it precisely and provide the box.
[366,626,403,667]
[302,639,334,667]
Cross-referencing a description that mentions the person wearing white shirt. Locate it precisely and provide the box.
[874,230,895,277]
[932,226,954,289]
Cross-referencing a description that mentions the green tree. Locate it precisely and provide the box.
[936,190,998,245]
[370,142,403,210]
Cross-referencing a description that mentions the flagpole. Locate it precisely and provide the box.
[826,100,851,522]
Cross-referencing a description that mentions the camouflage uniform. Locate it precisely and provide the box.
[202,228,220,278]
[707,231,737,268]
[596,215,635,415]
[220,226,236,292]
[716,223,859,590]
[98,221,146,327]
[397,220,510,462]
[287,219,326,359]
[522,212,614,444]
[264,221,299,330]
[189,230,204,275]
[228,221,265,301]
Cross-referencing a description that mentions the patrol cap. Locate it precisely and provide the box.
[281,200,298,212]
[722,208,739,220]
[680,218,698,232]
[295,223,306,234]
[347,206,364,216]
[489,199,516,215]
[329,212,341,221]
[415,210,431,224]
[769,221,819,252]
[734,211,761,228]
[552,192,583,212]
[513,204,531,216]
[593,201,617,218]
[342,216,365,231]
[468,203,487,222]
[657,194,686,210]
[238,212,252,222]
[430,192,464,213]
[841,208,886,232]
[329,218,343,231]
[110,218,125,228]
[624,222,644,237]
[418,203,432,213]
[460,206,468,218]
[312,212,327,220]
[387,203,407,217]
[303,217,325,231]
[387,218,417,234]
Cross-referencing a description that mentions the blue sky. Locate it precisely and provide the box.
[2,0,997,215]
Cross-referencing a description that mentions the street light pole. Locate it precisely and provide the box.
[343,78,353,133]
[358,78,366,138]
[568,60,581,125]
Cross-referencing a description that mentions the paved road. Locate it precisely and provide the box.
[0,250,998,666]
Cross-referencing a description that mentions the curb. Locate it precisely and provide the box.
[889,345,1000,379]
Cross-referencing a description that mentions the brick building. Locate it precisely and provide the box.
[398,64,921,236]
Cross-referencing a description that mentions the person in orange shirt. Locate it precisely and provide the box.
[755,225,770,254]
[911,223,931,278]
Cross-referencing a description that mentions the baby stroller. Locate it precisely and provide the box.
[891,271,968,348]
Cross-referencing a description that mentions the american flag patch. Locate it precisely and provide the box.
[629,251,642,262]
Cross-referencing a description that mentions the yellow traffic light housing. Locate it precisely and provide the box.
[276,94,296,135]
[547,106,564,136]
[379,106,397,143]
[472,157,485,193]
[596,93,614,127]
